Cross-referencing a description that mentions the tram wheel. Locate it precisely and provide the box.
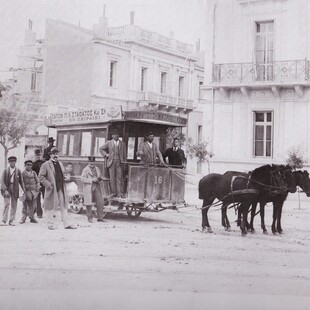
[126,205,142,218]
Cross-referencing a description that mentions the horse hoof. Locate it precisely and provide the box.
[225,226,231,232]
[263,230,268,235]
[202,227,213,234]
[272,231,278,235]
[241,231,247,236]
[250,229,255,234]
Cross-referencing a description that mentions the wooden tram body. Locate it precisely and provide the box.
[46,106,187,217]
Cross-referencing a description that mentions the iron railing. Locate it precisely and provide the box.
[213,60,310,84]
[138,91,195,109]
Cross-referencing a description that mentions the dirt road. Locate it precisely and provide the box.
[0,190,309,310]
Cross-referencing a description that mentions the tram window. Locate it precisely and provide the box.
[127,137,135,160]
[137,137,144,160]
[68,132,80,156]
[81,131,92,157]
[61,133,68,155]
[92,129,106,156]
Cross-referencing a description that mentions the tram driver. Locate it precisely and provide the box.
[137,131,164,165]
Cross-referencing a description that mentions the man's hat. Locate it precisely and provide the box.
[34,149,42,156]
[88,156,96,162]
[49,147,59,155]
[111,129,119,135]
[47,137,55,143]
[24,160,33,165]
[146,131,154,136]
[8,156,17,162]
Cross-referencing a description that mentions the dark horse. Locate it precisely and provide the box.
[198,165,287,235]
[247,169,310,234]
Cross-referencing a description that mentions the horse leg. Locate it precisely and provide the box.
[239,203,248,236]
[277,203,284,234]
[271,204,278,234]
[225,204,231,231]
[260,203,268,234]
[249,202,257,233]
[237,207,241,227]
[221,204,231,231]
[202,199,214,233]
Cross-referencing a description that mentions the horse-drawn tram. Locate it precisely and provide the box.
[45,106,187,218]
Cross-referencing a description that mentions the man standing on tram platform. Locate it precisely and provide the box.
[99,129,127,198]
[163,137,187,167]
[137,131,164,165]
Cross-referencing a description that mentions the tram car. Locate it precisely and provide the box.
[45,106,188,218]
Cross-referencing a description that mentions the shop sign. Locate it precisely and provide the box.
[48,106,122,126]
[124,111,187,126]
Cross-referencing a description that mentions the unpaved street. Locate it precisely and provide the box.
[0,189,310,310]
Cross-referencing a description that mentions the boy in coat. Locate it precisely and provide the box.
[137,132,164,165]
[20,160,39,224]
[81,156,105,223]
[163,138,187,167]
[38,147,76,230]
[99,129,127,197]
[1,156,25,226]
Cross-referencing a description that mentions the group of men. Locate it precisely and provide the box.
[0,130,186,229]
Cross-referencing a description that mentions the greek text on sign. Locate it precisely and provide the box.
[49,106,122,125]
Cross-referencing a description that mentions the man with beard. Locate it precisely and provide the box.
[38,147,76,230]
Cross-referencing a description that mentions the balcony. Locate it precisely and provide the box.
[138,91,195,114]
[107,25,194,57]
[212,60,310,98]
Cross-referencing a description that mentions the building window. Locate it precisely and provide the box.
[197,125,202,143]
[160,72,167,94]
[178,76,184,98]
[255,21,274,81]
[31,72,36,91]
[140,67,147,92]
[253,111,273,157]
[198,81,203,99]
[109,61,117,87]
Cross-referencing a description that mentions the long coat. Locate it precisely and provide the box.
[1,167,24,199]
[81,165,102,205]
[137,142,164,164]
[22,170,40,200]
[99,140,127,168]
[38,159,68,211]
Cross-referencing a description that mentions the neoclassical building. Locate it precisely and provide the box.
[202,0,310,173]
[42,11,204,145]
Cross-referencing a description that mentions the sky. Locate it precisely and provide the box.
[0,0,207,80]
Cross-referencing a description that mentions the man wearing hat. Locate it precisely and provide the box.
[20,160,39,224]
[38,147,76,230]
[0,156,25,226]
[137,132,164,165]
[43,137,55,161]
[32,149,44,218]
[81,156,105,223]
[99,129,127,197]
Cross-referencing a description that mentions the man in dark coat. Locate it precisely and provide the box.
[0,156,25,226]
[163,138,187,167]
[43,137,55,161]
[32,149,44,217]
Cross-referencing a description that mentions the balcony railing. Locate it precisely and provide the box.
[213,60,310,84]
[108,25,194,55]
[138,91,195,110]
